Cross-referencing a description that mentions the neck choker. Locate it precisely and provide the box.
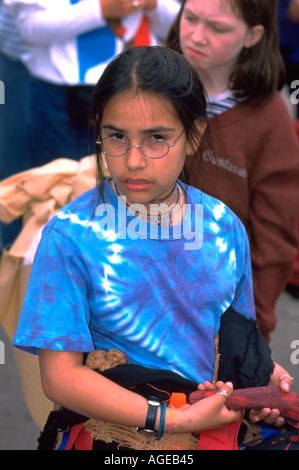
[112,181,184,226]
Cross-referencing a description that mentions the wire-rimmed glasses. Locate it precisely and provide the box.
[96,130,184,160]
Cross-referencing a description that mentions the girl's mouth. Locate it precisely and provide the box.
[187,47,207,59]
[123,179,152,191]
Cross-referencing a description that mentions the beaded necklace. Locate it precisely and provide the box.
[113,181,184,226]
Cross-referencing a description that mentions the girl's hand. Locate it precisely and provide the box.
[268,362,294,392]
[197,380,225,391]
[100,0,141,18]
[249,362,294,427]
[165,381,242,434]
[143,0,157,10]
[100,0,156,18]
[288,0,299,23]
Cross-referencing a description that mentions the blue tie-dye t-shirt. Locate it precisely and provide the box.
[13,179,255,384]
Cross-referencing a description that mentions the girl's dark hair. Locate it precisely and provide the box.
[166,0,285,105]
[89,45,207,188]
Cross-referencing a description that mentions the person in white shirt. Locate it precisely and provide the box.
[4,0,181,163]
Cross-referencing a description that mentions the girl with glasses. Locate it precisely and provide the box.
[12,46,295,450]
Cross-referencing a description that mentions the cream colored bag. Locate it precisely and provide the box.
[0,156,100,429]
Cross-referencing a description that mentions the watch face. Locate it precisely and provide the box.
[148,398,160,407]
[139,428,157,436]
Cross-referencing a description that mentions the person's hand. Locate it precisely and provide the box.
[100,0,156,18]
[143,0,157,10]
[249,362,294,427]
[165,381,242,434]
[288,0,299,22]
[268,362,294,392]
[197,380,224,391]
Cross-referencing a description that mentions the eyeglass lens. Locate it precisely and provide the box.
[101,138,169,159]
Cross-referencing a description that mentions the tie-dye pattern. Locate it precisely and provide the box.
[13,180,255,383]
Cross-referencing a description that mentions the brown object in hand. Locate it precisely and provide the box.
[189,386,299,432]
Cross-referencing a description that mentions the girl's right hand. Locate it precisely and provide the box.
[164,382,242,435]
[100,0,144,18]
[288,0,299,22]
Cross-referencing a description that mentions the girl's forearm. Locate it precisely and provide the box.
[42,361,152,428]
[38,350,240,434]
[42,362,189,434]
[39,350,195,434]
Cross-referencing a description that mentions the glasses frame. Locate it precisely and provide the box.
[96,130,185,160]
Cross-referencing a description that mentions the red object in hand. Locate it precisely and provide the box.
[189,386,299,431]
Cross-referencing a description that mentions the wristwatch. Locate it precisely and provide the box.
[140,396,160,435]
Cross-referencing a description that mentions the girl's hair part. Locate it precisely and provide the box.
[89,45,208,192]
[166,0,285,105]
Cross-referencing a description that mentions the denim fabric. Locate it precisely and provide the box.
[29,78,95,166]
[0,51,33,250]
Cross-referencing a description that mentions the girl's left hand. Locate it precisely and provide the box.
[249,362,294,427]
[198,362,294,428]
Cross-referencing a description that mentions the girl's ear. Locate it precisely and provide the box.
[244,25,264,48]
[186,120,207,155]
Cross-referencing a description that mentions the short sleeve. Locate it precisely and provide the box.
[13,226,95,355]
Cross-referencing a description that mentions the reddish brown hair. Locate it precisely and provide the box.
[166,0,285,105]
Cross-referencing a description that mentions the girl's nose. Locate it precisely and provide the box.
[125,145,147,170]
[192,23,208,45]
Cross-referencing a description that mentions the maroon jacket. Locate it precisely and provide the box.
[189,92,299,339]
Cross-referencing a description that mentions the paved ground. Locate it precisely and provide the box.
[0,328,40,450]
[0,291,298,450]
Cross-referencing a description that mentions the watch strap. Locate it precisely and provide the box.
[144,396,160,432]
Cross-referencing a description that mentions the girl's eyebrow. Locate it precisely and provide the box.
[102,124,126,133]
[102,124,177,135]
[183,7,233,27]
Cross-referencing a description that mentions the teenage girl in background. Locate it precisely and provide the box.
[166,0,299,341]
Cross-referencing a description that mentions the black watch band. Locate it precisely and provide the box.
[144,396,160,433]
